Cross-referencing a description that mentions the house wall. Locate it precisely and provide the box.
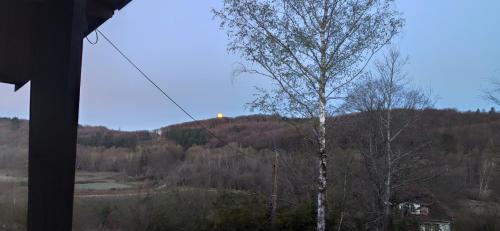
[419,222,451,231]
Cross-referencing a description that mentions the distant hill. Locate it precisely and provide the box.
[2,109,500,152]
[1,109,500,229]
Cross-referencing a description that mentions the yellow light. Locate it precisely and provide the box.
[217,113,223,119]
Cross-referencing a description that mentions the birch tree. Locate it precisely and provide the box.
[214,1,403,230]
[478,140,497,199]
[344,49,432,230]
[481,76,500,199]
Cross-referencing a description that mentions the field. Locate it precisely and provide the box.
[0,169,254,231]
[0,171,162,230]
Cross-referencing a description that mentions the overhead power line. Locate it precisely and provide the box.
[95,29,252,158]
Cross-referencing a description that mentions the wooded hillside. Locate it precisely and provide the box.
[1,109,499,230]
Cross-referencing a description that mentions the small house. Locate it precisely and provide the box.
[395,187,453,231]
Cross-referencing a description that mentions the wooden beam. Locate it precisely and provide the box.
[0,0,36,90]
[27,0,86,230]
[85,0,132,36]
[0,0,134,90]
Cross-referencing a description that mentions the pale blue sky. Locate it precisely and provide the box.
[1,0,499,130]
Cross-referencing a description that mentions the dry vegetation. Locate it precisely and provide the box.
[0,110,499,230]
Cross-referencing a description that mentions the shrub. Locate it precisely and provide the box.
[393,218,419,231]
[273,201,315,231]
[208,192,270,231]
[10,117,20,130]
[144,189,215,231]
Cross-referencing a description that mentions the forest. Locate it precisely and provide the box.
[0,108,499,230]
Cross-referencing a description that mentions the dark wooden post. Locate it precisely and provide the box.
[1,1,132,229]
[27,0,86,230]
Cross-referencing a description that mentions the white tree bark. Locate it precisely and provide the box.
[317,82,327,231]
[479,157,495,198]
[383,105,393,231]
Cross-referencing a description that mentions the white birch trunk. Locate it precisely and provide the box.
[317,83,327,231]
[383,78,393,231]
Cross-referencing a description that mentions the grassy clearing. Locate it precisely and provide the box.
[75,171,134,191]
[75,182,132,191]
[72,187,218,231]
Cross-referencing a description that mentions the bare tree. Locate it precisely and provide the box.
[478,140,497,199]
[485,78,500,106]
[478,157,495,197]
[214,1,403,229]
[343,49,432,230]
[481,74,500,199]
[336,155,353,231]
